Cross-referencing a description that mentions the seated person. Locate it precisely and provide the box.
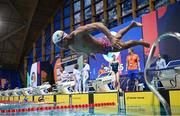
[98,64,106,75]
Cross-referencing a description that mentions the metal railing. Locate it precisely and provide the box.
[144,32,180,115]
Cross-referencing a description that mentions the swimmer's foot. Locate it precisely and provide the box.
[131,21,142,27]
[140,39,150,48]
[111,38,123,49]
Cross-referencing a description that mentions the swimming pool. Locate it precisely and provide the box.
[1,102,180,115]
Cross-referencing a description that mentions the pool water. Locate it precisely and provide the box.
[1,103,180,115]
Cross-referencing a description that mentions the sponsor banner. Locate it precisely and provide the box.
[56,95,70,105]
[94,92,118,105]
[125,92,159,106]
[72,94,89,105]
[44,95,54,103]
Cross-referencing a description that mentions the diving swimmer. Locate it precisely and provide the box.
[52,21,150,58]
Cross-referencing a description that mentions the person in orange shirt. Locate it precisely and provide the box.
[126,48,140,91]
[98,64,106,75]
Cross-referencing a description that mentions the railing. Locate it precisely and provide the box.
[144,32,180,115]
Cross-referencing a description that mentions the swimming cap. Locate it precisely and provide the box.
[52,30,67,45]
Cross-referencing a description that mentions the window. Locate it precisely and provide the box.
[64,0,70,6]
[54,10,61,31]
[154,0,170,10]
[74,12,81,24]
[63,5,71,37]
[45,24,51,61]
[107,0,116,9]
[74,1,81,13]
[95,0,101,2]
[74,23,81,29]
[27,50,33,73]
[95,13,104,22]
[64,28,71,34]
[84,0,91,8]
[64,6,70,18]
[108,20,117,28]
[73,0,81,26]
[64,17,70,28]
[84,7,91,19]
[36,37,42,61]
[84,19,91,24]
[121,0,132,16]
[95,1,103,14]
[137,0,149,9]
[45,46,51,61]
[108,8,117,20]
[45,25,51,47]
[137,7,150,17]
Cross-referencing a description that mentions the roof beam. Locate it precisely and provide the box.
[0,25,26,42]
[0,17,25,25]
[0,50,17,54]
[6,0,27,25]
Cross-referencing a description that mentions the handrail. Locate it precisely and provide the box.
[144,32,180,115]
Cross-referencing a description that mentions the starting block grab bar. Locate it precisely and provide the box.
[144,32,180,115]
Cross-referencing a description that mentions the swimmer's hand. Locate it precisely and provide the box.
[111,38,123,49]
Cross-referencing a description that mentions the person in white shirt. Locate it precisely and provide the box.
[82,59,90,93]
[155,53,166,88]
[73,64,82,93]
[56,66,70,82]
[156,54,166,69]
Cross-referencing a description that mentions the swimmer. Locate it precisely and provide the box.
[52,21,150,58]
[110,55,120,91]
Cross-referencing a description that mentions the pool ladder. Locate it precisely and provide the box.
[144,32,180,115]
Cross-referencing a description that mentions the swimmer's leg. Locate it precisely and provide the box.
[123,40,150,48]
[115,21,142,39]
[110,39,150,50]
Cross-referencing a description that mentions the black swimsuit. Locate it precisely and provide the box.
[111,62,119,73]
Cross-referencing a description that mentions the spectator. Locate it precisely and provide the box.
[73,64,82,93]
[82,59,90,93]
[98,64,106,75]
[126,48,140,91]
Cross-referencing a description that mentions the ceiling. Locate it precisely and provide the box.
[0,0,63,70]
